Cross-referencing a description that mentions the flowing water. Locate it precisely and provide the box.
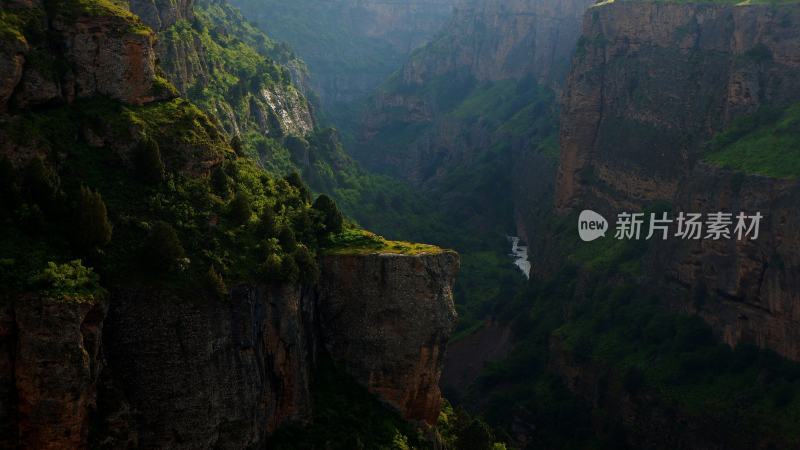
[508,236,531,279]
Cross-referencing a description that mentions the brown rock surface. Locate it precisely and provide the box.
[357,0,594,182]
[317,251,459,425]
[100,285,315,448]
[13,296,106,450]
[556,2,800,212]
[129,0,194,31]
[553,2,800,360]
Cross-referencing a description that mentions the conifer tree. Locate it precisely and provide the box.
[142,222,185,273]
[312,194,344,235]
[135,137,166,183]
[72,186,112,252]
[229,191,252,225]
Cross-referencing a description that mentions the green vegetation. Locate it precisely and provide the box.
[465,211,800,447]
[270,354,509,450]
[33,260,105,302]
[705,102,800,178]
[71,186,113,253]
[0,96,346,300]
[47,0,150,34]
[141,222,187,274]
[324,228,444,256]
[0,10,30,43]
[135,138,166,183]
[159,1,305,152]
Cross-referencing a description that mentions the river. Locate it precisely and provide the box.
[508,236,531,279]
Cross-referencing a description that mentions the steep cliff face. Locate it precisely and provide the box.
[0,0,172,112]
[317,252,459,425]
[556,2,800,212]
[554,2,800,361]
[0,295,106,449]
[356,0,593,184]
[399,0,593,90]
[230,0,457,110]
[548,337,795,450]
[0,0,461,446]
[129,0,194,31]
[101,285,315,448]
[662,164,800,361]
[130,0,315,141]
[0,253,459,448]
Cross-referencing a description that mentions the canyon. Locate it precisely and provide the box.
[0,0,459,447]
[555,1,800,362]
[2,0,800,448]
[229,0,458,112]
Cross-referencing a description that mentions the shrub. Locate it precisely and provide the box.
[135,137,165,183]
[312,194,344,235]
[278,227,297,252]
[72,186,113,252]
[623,367,645,395]
[36,260,103,299]
[284,171,311,203]
[229,191,252,225]
[23,156,59,211]
[293,245,319,283]
[205,265,227,299]
[456,419,494,450]
[141,222,186,274]
[211,166,231,198]
[258,207,278,237]
[284,135,310,166]
[230,134,244,155]
[261,253,282,279]
[280,253,299,282]
[0,156,18,212]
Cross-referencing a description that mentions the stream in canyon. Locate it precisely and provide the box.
[508,236,531,279]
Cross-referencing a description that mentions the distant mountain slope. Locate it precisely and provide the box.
[229,0,457,117]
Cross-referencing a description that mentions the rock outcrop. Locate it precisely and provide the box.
[0,296,106,449]
[143,0,315,140]
[230,0,457,109]
[356,0,593,183]
[398,0,594,91]
[318,252,459,425]
[553,1,800,360]
[0,0,460,446]
[0,0,171,111]
[661,164,800,361]
[556,1,800,212]
[129,0,194,31]
[0,252,459,448]
[100,285,315,448]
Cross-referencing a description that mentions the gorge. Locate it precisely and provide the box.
[3,0,800,448]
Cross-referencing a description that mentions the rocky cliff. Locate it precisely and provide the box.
[130,0,315,141]
[556,1,800,212]
[0,250,458,448]
[554,1,800,361]
[0,0,173,112]
[0,0,461,446]
[317,252,459,425]
[356,0,593,184]
[399,0,594,91]
[230,0,457,111]
[0,296,106,449]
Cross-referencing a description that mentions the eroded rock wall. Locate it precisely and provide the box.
[553,1,800,361]
[317,252,459,425]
